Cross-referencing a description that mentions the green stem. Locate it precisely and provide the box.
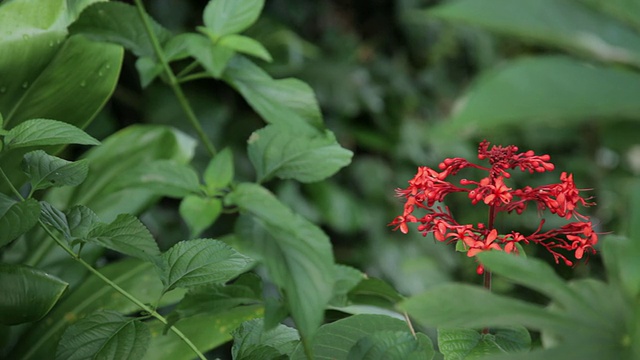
[133,0,217,157]
[0,166,24,200]
[38,221,207,360]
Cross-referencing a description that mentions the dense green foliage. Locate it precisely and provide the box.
[1,0,639,359]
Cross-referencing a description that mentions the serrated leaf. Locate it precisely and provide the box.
[289,314,414,360]
[87,214,161,264]
[232,319,300,359]
[22,150,89,191]
[227,183,335,342]
[437,327,530,359]
[219,34,272,62]
[160,238,253,292]
[0,197,40,248]
[4,118,100,149]
[108,159,201,198]
[248,124,353,183]
[186,32,235,78]
[69,2,171,58]
[39,201,71,240]
[179,195,222,238]
[56,310,150,360]
[65,205,99,240]
[347,331,434,360]
[204,147,234,192]
[203,0,265,38]
[0,263,68,325]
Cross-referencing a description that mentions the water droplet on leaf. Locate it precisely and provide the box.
[21,82,28,89]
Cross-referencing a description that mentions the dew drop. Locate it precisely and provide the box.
[98,70,104,77]
[105,64,111,70]
[22,34,30,40]
[48,40,55,47]
[80,80,87,87]
[21,82,28,89]
[0,87,6,94]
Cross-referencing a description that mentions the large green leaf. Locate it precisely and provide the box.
[203,0,265,38]
[227,183,335,343]
[428,0,640,66]
[290,314,416,360]
[7,258,181,360]
[22,150,89,191]
[69,1,172,58]
[107,160,201,198]
[55,310,150,360]
[0,263,68,325]
[248,125,353,183]
[86,214,161,264]
[437,56,640,136]
[160,238,253,292]
[346,331,434,360]
[224,57,324,132]
[438,327,530,360]
[579,0,640,31]
[0,196,40,248]
[3,118,100,150]
[232,319,300,359]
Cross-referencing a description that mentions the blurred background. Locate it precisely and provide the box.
[90,0,640,303]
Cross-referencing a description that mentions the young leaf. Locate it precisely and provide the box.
[69,1,172,58]
[0,197,40,248]
[55,310,150,360]
[39,201,71,240]
[232,319,300,360]
[86,214,161,264]
[347,331,434,360]
[227,183,335,342]
[107,159,201,198]
[22,150,89,191]
[186,32,235,78]
[0,263,68,325]
[203,0,265,38]
[65,205,99,240]
[219,34,272,62]
[3,119,100,149]
[204,147,234,192]
[179,195,222,238]
[248,125,353,183]
[160,238,253,292]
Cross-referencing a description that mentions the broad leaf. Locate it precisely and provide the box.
[224,57,324,131]
[56,310,150,360]
[204,147,234,192]
[248,125,353,183]
[438,327,530,360]
[219,34,272,62]
[179,195,222,237]
[107,160,201,198]
[579,0,640,31]
[437,56,640,136]
[0,197,40,248]
[347,331,434,360]
[39,202,99,243]
[87,214,161,264]
[429,0,640,66]
[4,118,99,149]
[227,183,335,342]
[22,150,88,191]
[69,1,172,58]
[39,201,71,240]
[203,0,265,38]
[348,277,405,310]
[0,263,68,325]
[160,238,253,292]
[290,314,415,360]
[232,319,300,359]
[331,264,366,306]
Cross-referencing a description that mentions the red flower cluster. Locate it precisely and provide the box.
[390,141,597,274]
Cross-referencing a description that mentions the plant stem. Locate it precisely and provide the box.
[0,166,24,200]
[403,311,417,338]
[133,0,217,158]
[482,205,497,335]
[38,220,207,360]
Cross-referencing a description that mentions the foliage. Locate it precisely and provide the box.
[1,0,639,359]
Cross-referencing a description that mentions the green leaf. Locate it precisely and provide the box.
[348,277,405,310]
[69,1,172,58]
[39,201,71,240]
[428,0,640,66]
[437,56,640,136]
[227,183,335,342]
[0,263,68,325]
[56,310,150,360]
[579,0,640,31]
[224,57,324,131]
[65,205,99,240]
[179,195,222,237]
[160,238,253,292]
[107,160,201,198]
[331,264,366,306]
[87,214,161,264]
[248,125,353,183]
[347,331,434,360]
[0,197,40,248]
[22,150,89,191]
[204,147,234,192]
[186,32,235,78]
[232,319,300,359]
[438,327,530,360]
[4,118,100,149]
[219,34,272,62]
[290,314,415,360]
[203,0,265,38]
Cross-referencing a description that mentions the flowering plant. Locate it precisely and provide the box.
[390,141,598,275]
